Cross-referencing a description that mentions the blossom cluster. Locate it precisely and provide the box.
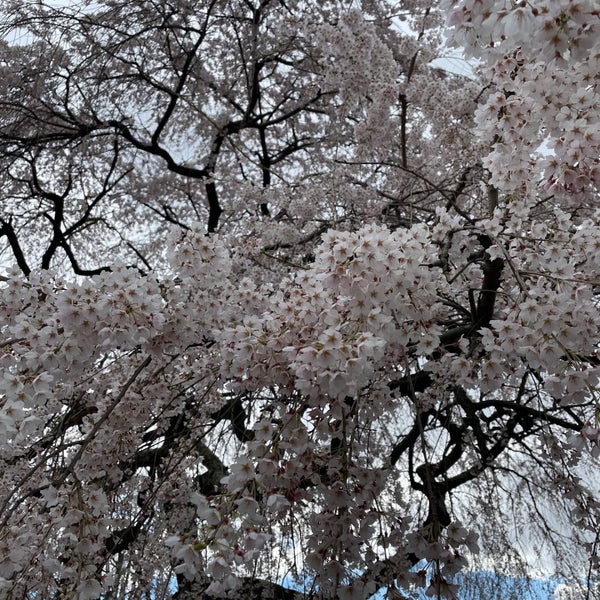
[0,265,164,445]
[315,9,401,145]
[444,0,600,198]
[221,223,448,400]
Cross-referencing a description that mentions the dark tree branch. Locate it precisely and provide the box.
[474,234,504,327]
[0,217,31,276]
[211,396,254,443]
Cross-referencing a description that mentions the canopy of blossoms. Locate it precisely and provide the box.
[0,0,598,598]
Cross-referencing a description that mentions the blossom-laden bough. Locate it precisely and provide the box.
[0,0,599,598]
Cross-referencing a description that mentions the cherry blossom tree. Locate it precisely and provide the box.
[0,0,599,598]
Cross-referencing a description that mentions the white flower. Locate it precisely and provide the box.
[266,494,291,514]
[76,579,102,600]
